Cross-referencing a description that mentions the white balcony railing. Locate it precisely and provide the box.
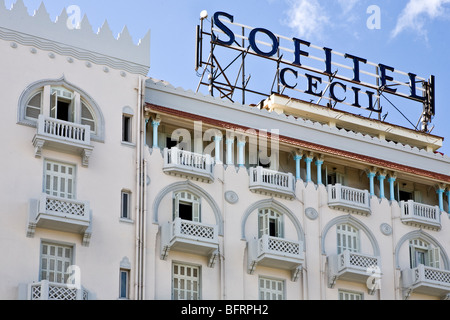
[249,167,295,199]
[248,235,304,280]
[328,250,380,291]
[27,281,89,300]
[327,184,371,215]
[33,115,93,167]
[161,218,219,265]
[163,148,214,182]
[27,194,92,246]
[400,200,441,230]
[38,115,91,144]
[402,265,450,298]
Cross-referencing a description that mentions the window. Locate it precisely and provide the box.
[122,115,132,143]
[25,91,42,120]
[172,263,200,300]
[259,277,284,300]
[40,242,73,284]
[121,191,131,220]
[409,239,440,269]
[337,224,359,254]
[258,208,283,238]
[339,290,363,300]
[19,82,103,141]
[327,172,345,186]
[173,192,201,222]
[119,269,130,299]
[44,160,76,199]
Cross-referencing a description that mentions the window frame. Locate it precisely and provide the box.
[338,289,364,300]
[39,241,74,284]
[336,223,360,255]
[43,159,77,200]
[258,208,284,239]
[121,190,132,220]
[258,276,285,300]
[119,269,130,299]
[172,262,201,301]
[173,191,201,223]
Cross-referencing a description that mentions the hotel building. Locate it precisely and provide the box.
[1,1,450,300]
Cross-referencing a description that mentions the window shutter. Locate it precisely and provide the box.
[258,209,269,239]
[428,247,440,269]
[337,173,345,186]
[173,193,180,220]
[409,245,416,268]
[50,92,57,118]
[193,200,200,223]
[414,191,422,203]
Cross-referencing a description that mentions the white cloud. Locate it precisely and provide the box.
[337,0,360,14]
[284,0,329,39]
[391,0,450,38]
[283,0,363,39]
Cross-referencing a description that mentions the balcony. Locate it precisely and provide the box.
[160,218,219,267]
[163,148,214,183]
[328,250,380,294]
[247,235,305,281]
[32,115,94,167]
[400,200,441,230]
[21,281,89,300]
[249,167,296,200]
[402,265,450,299]
[27,194,92,246]
[327,184,371,216]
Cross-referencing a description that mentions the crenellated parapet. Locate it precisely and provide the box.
[0,0,150,75]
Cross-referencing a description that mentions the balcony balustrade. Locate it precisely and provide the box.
[248,235,304,281]
[400,200,441,230]
[327,184,371,215]
[249,167,296,199]
[23,281,89,300]
[160,218,219,267]
[163,148,214,183]
[27,194,92,246]
[328,250,380,294]
[402,265,450,299]
[32,115,93,167]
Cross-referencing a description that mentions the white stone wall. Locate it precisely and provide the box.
[0,34,142,300]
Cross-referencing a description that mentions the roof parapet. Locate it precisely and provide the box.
[0,0,150,75]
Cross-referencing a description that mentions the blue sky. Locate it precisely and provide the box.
[5,0,450,155]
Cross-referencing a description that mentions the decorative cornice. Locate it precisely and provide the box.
[0,0,150,75]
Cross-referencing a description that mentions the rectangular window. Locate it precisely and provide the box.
[259,277,284,300]
[44,161,76,199]
[119,269,129,299]
[173,192,201,223]
[121,191,131,219]
[122,115,132,143]
[172,263,200,300]
[40,242,73,284]
[339,290,363,300]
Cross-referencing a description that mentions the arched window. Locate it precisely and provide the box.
[337,224,360,254]
[258,208,284,239]
[173,191,201,222]
[18,79,104,142]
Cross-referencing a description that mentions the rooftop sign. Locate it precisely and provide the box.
[195,11,436,132]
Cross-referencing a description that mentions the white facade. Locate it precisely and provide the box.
[1,2,450,301]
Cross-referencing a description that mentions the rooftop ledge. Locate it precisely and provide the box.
[263,94,443,153]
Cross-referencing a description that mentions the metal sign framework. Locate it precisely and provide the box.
[195,11,436,133]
